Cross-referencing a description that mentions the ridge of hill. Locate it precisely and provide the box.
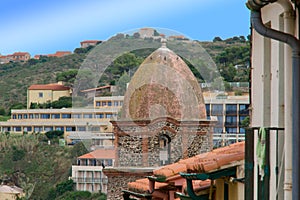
[0,36,249,113]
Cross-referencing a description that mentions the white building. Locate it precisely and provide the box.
[246,0,300,199]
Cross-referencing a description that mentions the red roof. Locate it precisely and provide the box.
[80,40,101,44]
[48,51,72,57]
[12,52,30,56]
[153,142,245,178]
[28,83,70,91]
[78,148,115,159]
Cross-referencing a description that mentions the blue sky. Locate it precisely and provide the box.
[0,0,250,56]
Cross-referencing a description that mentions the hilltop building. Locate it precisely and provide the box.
[47,51,72,57]
[80,40,101,48]
[27,82,71,108]
[0,52,30,63]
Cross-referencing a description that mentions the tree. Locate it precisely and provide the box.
[56,69,78,86]
[45,130,64,140]
[115,71,130,95]
[0,107,6,115]
[213,36,223,42]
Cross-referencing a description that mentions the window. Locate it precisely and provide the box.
[95,113,104,119]
[239,128,246,134]
[55,127,64,131]
[77,126,86,131]
[39,92,43,98]
[13,126,22,132]
[226,127,237,133]
[214,127,223,133]
[29,114,34,119]
[114,101,119,106]
[119,101,123,106]
[102,102,107,106]
[44,126,53,132]
[84,114,93,118]
[41,114,50,119]
[72,114,81,118]
[51,114,60,119]
[62,114,71,119]
[106,159,113,166]
[96,101,101,107]
[216,115,223,126]
[12,115,16,119]
[225,116,237,126]
[17,114,22,119]
[35,114,39,119]
[24,127,32,132]
[66,126,75,131]
[91,126,100,132]
[106,114,112,118]
[205,104,210,116]
[34,126,43,132]
[107,101,112,106]
[211,104,223,115]
[239,104,249,115]
[239,116,247,125]
[226,104,237,115]
[24,114,28,119]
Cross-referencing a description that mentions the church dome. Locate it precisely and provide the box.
[121,43,206,121]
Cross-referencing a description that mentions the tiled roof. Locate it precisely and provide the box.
[80,40,101,44]
[153,142,245,178]
[126,142,244,195]
[12,52,30,56]
[48,51,72,57]
[127,178,169,193]
[78,148,115,159]
[28,83,70,91]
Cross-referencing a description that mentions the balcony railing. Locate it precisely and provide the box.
[72,177,108,184]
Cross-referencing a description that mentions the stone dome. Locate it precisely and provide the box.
[121,44,206,121]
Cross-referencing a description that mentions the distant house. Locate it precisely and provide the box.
[48,51,72,57]
[0,55,10,64]
[138,28,155,38]
[72,148,115,193]
[27,82,71,108]
[168,35,188,41]
[0,185,24,200]
[80,40,101,48]
[9,52,31,61]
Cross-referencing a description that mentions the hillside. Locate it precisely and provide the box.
[0,134,90,199]
[0,36,249,112]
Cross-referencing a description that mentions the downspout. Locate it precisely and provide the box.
[246,1,300,200]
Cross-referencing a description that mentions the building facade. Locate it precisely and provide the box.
[27,82,71,108]
[72,148,115,194]
[246,0,299,199]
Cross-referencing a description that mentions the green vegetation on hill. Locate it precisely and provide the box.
[0,36,250,112]
[0,133,90,199]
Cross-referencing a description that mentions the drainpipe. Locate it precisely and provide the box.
[246,1,300,199]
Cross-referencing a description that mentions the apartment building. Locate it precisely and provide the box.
[72,148,115,193]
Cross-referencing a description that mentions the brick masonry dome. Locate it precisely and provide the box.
[121,44,206,121]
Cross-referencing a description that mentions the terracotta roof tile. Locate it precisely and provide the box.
[80,40,101,44]
[78,148,115,159]
[28,84,70,91]
[153,142,245,178]
[128,178,169,193]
